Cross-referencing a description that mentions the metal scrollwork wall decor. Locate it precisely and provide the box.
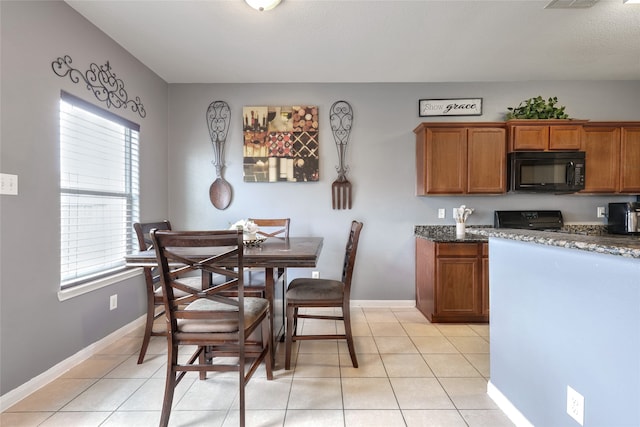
[51,55,146,118]
[330,100,353,209]
[206,101,232,210]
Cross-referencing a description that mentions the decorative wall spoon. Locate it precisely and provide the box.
[206,101,232,209]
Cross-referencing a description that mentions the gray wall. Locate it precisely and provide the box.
[0,1,169,395]
[167,82,637,301]
[1,0,638,400]
[489,238,640,426]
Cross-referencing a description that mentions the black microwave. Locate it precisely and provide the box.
[508,151,585,193]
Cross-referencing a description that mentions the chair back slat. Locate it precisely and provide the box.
[249,218,290,239]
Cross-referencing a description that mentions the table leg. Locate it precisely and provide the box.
[264,267,286,365]
[264,267,275,364]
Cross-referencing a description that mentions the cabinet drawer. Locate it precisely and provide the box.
[481,243,488,257]
[436,243,478,257]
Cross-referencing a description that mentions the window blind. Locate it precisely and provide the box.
[59,91,140,288]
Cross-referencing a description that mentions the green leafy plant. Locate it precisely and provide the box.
[505,96,570,120]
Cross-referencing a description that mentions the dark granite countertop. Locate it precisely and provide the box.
[414,225,489,243]
[466,227,640,259]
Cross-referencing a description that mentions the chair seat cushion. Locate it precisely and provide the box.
[177,297,268,333]
[286,278,344,302]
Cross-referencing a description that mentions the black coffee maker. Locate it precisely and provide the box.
[607,202,640,235]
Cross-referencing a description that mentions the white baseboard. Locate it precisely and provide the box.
[351,300,415,308]
[0,315,145,412]
[487,380,534,427]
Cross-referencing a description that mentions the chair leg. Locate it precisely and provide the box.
[343,303,358,368]
[262,315,273,380]
[199,348,207,380]
[285,304,295,370]
[292,307,299,337]
[159,344,178,427]
[137,297,158,364]
[239,344,246,427]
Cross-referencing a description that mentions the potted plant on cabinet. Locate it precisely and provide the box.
[505,95,569,120]
[504,96,587,151]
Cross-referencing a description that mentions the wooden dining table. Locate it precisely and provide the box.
[125,236,324,361]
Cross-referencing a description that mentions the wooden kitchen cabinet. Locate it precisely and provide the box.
[620,127,640,193]
[415,238,489,323]
[415,123,506,195]
[581,122,640,194]
[581,125,619,193]
[507,120,586,151]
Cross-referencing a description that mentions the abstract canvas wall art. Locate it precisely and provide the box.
[243,105,319,182]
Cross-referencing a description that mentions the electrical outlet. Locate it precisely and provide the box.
[110,294,118,311]
[0,173,18,195]
[312,271,320,279]
[567,385,584,426]
[438,208,445,219]
[597,206,606,218]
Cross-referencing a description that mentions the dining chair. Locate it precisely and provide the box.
[151,228,273,427]
[284,220,363,370]
[133,221,206,364]
[133,220,172,364]
[245,218,290,291]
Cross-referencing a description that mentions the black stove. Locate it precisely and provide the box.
[494,210,564,231]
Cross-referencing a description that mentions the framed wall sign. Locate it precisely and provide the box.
[419,98,483,117]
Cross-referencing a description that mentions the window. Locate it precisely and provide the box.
[59,91,139,289]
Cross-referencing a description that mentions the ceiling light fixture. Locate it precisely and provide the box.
[623,0,640,3]
[245,0,282,11]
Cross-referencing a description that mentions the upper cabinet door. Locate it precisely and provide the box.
[581,126,620,193]
[549,125,583,150]
[619,127,640,193]
[511,125,549,150]
[424,128,467,194]
[467,128,506,194]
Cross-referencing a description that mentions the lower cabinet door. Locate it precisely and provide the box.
[435,257,480,317]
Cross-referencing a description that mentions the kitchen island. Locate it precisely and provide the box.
[467,227,640,427]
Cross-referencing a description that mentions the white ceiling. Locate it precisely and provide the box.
[65,0,640,84]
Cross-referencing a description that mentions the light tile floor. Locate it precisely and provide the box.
[1,307,514,426]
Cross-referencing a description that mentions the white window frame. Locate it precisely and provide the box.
[58,91,140,297]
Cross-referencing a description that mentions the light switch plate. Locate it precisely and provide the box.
[0,173,18,195]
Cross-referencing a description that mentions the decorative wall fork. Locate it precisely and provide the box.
[330,100,353,209]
